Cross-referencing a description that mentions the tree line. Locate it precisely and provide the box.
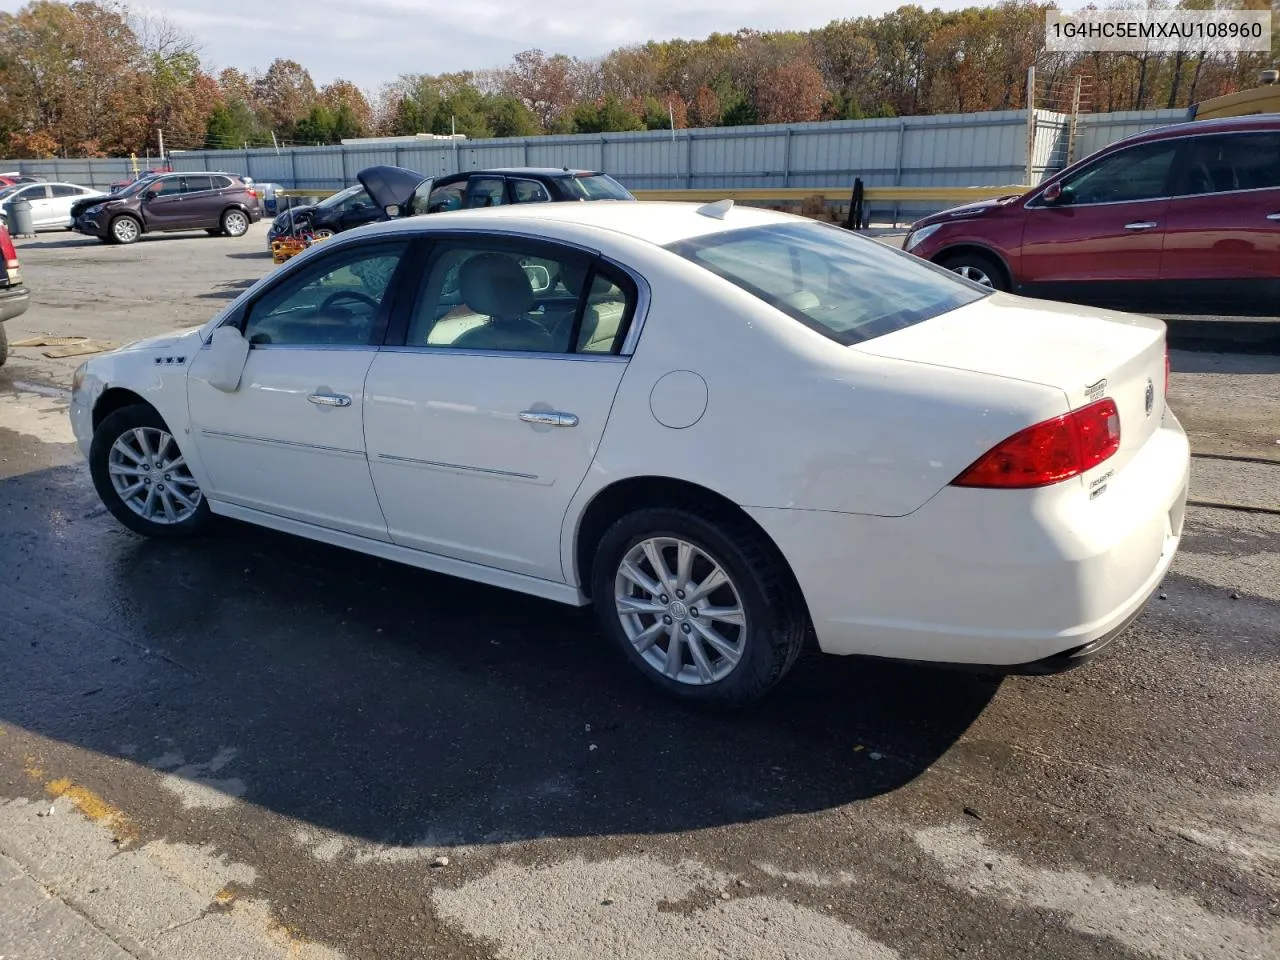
[0,0,1273,159]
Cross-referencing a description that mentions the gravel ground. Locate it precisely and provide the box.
[1,225,1277,960]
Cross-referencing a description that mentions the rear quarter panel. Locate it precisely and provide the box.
[561,239,1068,581]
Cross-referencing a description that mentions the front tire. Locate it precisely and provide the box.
[0,322,8,367]
[591,507,806,707]
[221,209,249,237]
[89,404,211,538]
[110,215,141,245]
[939,250,1008,291]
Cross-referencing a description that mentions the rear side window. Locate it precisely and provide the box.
[213,176,234,189]
[1178,132,1280,195]
[182,176,214,193]
[667,221,987,345]
[51,184,82,197]
[560,175,634,200]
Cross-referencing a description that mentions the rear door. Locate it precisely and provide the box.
[1018,139,1178,304]
[48,184,87,227]
[464,177,509,208]
[362,233,638,581]
[180,175,220,227]
[1159,130,1280,313]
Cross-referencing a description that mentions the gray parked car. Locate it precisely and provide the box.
[70,172,262,244]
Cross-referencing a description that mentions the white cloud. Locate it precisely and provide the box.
[0,0,978,92]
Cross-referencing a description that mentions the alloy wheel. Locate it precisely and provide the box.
[108,427,203,525]
[112,217,139,243]
[953,264,994,288]
[224,211,249,236]
[614,536,748,685]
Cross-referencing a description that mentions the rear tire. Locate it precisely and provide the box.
[939,250,1008,291]
[221,209,249,237]
[0,323,8,367]
[89,404,212,538]
[591,506,806,707]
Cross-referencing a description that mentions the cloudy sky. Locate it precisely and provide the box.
[2,0,980,92]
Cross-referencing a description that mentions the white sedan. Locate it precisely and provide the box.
[70,200,1190,705]
[0,181,105,230]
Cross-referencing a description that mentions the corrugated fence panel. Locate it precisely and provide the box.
[1075,108,1185,158]
[0,106,1191,198]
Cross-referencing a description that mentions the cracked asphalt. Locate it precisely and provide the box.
[1,226,1277,960]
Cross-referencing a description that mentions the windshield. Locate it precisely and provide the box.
[318,185,365,209]
[560,174,634,201]
[666,221,989,345]
[116,176,159,197]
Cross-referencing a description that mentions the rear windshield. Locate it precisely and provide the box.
[666,221,988,345]
[561,174,634,201]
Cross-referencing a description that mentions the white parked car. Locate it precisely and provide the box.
[0,181,105,230]
[70,200,1190,704]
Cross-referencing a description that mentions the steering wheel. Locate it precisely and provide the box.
[319,290,380,313]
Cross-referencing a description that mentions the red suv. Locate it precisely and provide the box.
[903,114,1280,316]
[0,222,30,366]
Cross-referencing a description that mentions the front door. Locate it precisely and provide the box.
[186,238,412,538]
[18,185,55,228]
[1160,130,1280,314]
[363,235,637,582]
[139,175,187,229]
[1019,138,1180,303]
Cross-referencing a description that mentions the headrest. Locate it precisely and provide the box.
[459,253,534,318]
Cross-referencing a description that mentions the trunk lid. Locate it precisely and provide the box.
[853,291,1168,484]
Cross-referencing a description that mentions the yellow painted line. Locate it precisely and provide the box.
[22,757,138,844]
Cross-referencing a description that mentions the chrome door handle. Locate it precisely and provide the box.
[1124,221,1158,230]
[1266,212,1280,221]
[519,410,578,427]
[308,392,351,407]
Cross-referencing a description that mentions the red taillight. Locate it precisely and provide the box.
[952,398,1121,489]
[246,188,258,198]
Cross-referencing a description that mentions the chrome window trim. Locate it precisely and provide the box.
[378,345,628,363]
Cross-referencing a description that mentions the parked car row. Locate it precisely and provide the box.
[905,114,1280,316]
[265,167,636,248]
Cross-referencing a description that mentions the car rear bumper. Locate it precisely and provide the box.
[747,410,1191,668]
[0,283,30,322]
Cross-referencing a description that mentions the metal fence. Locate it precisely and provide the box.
[0,106,1185,209]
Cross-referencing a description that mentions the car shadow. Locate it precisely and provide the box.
[0,462,999,849]
[226,251,273,260]
[1170,348,1280,376]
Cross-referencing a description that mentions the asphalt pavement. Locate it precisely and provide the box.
[0,226,1277,960]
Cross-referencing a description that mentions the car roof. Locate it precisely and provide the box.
[444,167,601,179]
[1118,112,1279,146]
[354,200,805,248]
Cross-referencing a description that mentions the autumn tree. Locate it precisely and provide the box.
[253,58,317,139]
[755,61,828,124]
[501,49,576,130]
[687,86,721,127]
[319,80,372,137]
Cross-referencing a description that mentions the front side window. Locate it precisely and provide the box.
[426,181,465,213]
[1177,132,1280,195]
[18,185,48,200]
[1058,142,1178,205]
[406,239,635,354]
[241,240,408,346]
[148,177,183,198]
[667,221,986,346]
[466,178,507,208]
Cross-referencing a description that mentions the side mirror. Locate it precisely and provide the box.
[384,204,400,218]
[206,324,250,392]
[145,189,161,201]
[1041,182,1071,206]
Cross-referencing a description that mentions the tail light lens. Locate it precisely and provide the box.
[246,188,258,198]
[952,398,1121,489]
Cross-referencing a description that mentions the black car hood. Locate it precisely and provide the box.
[357,165,433,218]
[69,193,115,217]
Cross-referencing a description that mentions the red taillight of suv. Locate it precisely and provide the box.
[1,224,21,285]
[246,188,258,198]
[952,398,1121,489]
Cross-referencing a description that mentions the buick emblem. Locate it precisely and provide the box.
[1144,379,1155,416]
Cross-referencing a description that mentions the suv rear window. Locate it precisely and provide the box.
[667,221,988,345]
